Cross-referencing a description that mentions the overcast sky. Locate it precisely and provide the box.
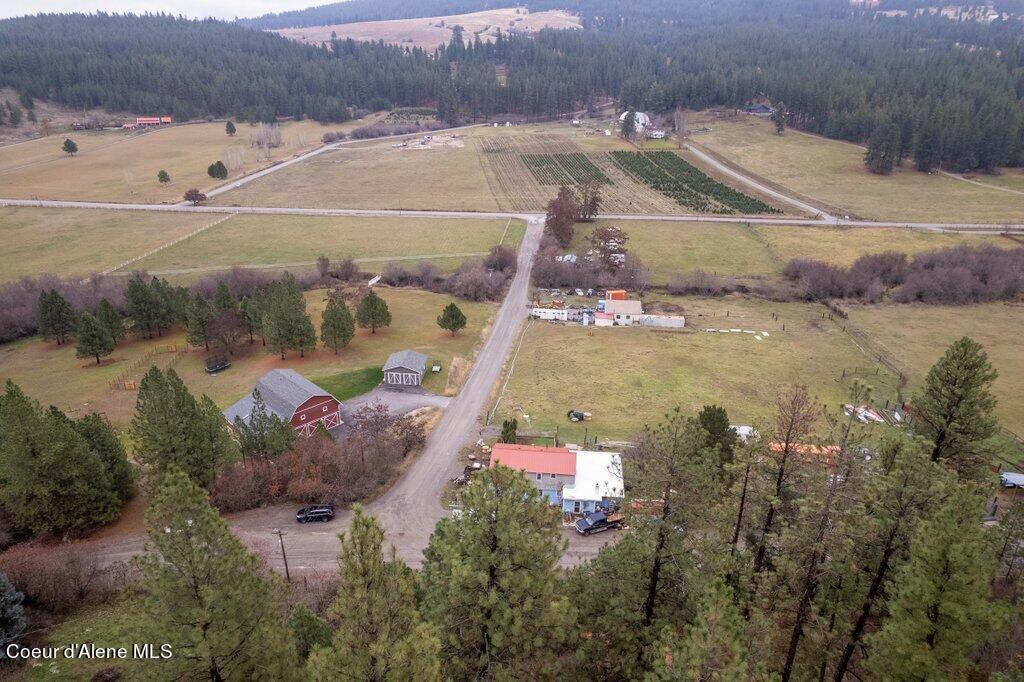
[0,0,320,20]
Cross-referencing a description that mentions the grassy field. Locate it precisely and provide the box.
[754,225,1012,267]
[211,122,772,214]
[846,302,1024,434]
[276,8,580,50]
[0,207,214,281]
[0,288,495,427]
[572,221,777,284]
[568,220,1011,286]
[958,168,1024,194]
[129,214,524,275]
[497,295,900,442]
[0,118,371,203]
[692,114,1024,222]
[214,129,502,211]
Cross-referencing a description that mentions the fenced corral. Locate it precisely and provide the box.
[108,344,186,391]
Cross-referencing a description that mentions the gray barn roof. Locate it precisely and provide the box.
[224,369,333,425]
[383,349,428,375]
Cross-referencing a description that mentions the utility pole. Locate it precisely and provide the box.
[272,528,291,583]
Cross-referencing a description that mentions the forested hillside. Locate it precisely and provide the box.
[2,2,1023,170]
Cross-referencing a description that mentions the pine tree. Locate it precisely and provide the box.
[0,381,124,535]
[225,120,236,136]
[0,570,25,654]
[37,289,76,344]
[75,313,115,364]
[830,437,950,680]
[61,138,77,155]
[233,388,295,461]
[356,290,391,334]
[213,281,236,312]
[134,469,299,680]
[621,110,637,139]
[420,465,573,680]
[913,337,998,476]
[75,412,135,503]
[865,120,901,174]
[130,367,236,489]
[914,117,942,172]
[309,507,440,680]
[772,102,787,135]
[289,605,331,662]
[207,160,228,179]
[320,296,354,353]
[186,293,215,351]
[698,404,738,472]
[96,297,124,344]
[125,276,162,338]
[500,417,517,444]
[866,486,1002,679]
[647,580,759,680]
[263,273,316,358]
[157,169,171,183]
[240,295,264,344]
[436,301,466,336]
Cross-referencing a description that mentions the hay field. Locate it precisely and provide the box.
[275,8,580,51]
[0,288,495,427]
[497,295,899,441]
[212,122,771,214]
[691,114,1024,222]
[0,118,369,203]
[754,225,1013,267]
[0,207,214,282]
[130,214,525,275]
[846,302,1024,433]
[572,221,777,284]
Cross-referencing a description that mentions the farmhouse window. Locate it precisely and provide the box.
[536,473,541,480]
[550,473,556,479]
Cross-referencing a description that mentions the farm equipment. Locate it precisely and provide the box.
[567,410,592,422]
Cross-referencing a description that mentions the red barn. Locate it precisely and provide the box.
[224,369,341,437]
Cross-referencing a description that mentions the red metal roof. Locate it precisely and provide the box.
[490,443,576,476]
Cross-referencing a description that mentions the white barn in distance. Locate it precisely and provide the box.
[383,349,428,387]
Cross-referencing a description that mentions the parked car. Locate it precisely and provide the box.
[205,356,230,374]
[574,511,623,536]
[296,505,335,523]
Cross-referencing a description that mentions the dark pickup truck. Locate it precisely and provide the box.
[573,511,623,536]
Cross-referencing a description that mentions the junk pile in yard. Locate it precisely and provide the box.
[531,289,685,328]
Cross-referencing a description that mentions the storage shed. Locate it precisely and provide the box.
[383,349,428,387]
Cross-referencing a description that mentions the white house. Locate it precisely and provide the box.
[490,443,624,515]
[604,299,643,326]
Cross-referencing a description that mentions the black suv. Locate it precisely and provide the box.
[296,505,335,523]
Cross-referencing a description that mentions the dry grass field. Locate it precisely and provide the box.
[0,207,214,281]
[129,214,524,275]
[691,114,1024,222]
[214,129,501,211]
[754,225,1012,267]
[0,288,496,427]
[958,168,1024,194]
[275,8,580,51]
[567,220,1011,286]
[0,117,371,203]
[212,122,780,214]
[845,302,1024,434]
[497,295,899,441]
[572,221,777,284]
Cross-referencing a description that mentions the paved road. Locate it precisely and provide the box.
[3,197,1021,233]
